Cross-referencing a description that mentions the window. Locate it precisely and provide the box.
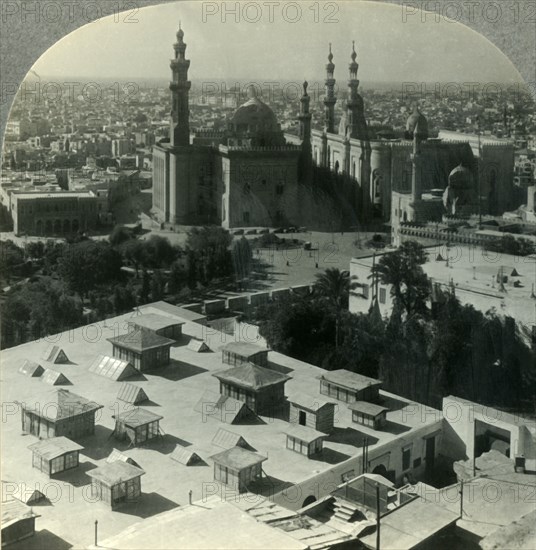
[65,452,78,470]
[402,446,412,471]
[50,456,63,474]
[362,284,369,299]
[276,182,284,195]
[379,288,387,304]
[243,211,250,223]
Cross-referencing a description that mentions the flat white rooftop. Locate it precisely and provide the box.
[1,304,441,548]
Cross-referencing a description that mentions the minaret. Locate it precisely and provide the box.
[169,24,191,147]
[411,119,424,200]
[298,81,312,144]
[298,81,313,180]
[345,41,360,139]
[323,44,336,133]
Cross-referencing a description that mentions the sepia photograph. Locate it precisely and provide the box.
[0,0,535,548]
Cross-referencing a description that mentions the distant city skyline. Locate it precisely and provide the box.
[29,1,525,86]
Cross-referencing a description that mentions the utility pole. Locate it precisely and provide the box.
[376,484,381,550]
[459,480,464,518]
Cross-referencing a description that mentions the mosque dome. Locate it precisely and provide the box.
[406,105,429,139]
[231,86,280,135]
[448,163,473,188]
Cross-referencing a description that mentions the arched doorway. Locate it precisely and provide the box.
[45,220,52,234]
[302,495,317,508]
[72,219,79,232]
[35,220,43,236]
[63,219,71,233]
[54,219,61,234]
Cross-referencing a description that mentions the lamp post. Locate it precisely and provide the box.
[476,115,482,228]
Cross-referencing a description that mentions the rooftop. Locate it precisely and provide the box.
[128,313,184,331]
[91,497,308,550]
[319,369,383,392]
[108,327,174,352]
[287,390,335,412]
[221,341,269,357]
[19,388,103,420]
[213,363,291,390]
[28,436,83,460]
[1,498,36,530]
[285,424,327,443]
[351,247,536,328]
[88,461,145,486]
[0,308,442,548]
[210,446,267,470]
[348,401,389,417]
[114,408,163,427]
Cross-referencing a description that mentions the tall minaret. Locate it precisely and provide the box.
[298,81,312,180]
[169,24,191,147]
[298,81,312,144]
[323,44,336,133]
[345,42,360,139]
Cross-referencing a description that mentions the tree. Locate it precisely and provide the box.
[186,226,233,283]
[109,225,133,246]
[314,267,358,348]
[231,237,252,282]
[150,270,165,301]
[372,241,430,318]
[168,261,186,294]
[56,241,123,298]
[143,235,177,268]
[139,269,151,304]
[121,239,147,277]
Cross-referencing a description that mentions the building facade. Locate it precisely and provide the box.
[10,190,99,236]
[152,27,302,229]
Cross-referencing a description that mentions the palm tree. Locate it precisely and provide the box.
[314,267,358,348]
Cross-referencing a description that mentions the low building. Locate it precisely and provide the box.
[319,369,383,403]
[1,498,37,547]
[108,327,174,371]
[20,389,103,439]
[28,436,83,477]
[349,401,389,430]
[221,342,269,368]
[87,461,145,509]
[10,190,99,236]
[287,391,336,433]
[213,363,291,414]
[112,408,163,446]
[210,446,267,493]
[285,425,326,458]
[127,313,184,341]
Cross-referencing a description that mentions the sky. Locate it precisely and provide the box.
[30,0,524,85]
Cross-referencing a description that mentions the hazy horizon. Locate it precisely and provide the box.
[28,1,525,86]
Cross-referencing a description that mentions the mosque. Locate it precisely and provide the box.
[152,27,515,229]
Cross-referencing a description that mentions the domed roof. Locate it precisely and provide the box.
[231,86,279,133]
[406,105,429,139]
[448,163,473,188]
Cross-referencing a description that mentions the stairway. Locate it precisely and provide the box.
[332,499,362,522]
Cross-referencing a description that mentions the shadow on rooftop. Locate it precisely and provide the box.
[143,433,192,455]
[78,425,129,460]
[380,395,410,412]
[312,447,351,465]
[261,401,290,422]
[152,359,207,381]
[170,334,192,348]
[267,360,294,375]
[123,371,147,382]
[54,460,97,487]
[381,420,412,435]
[327,427,379,447]
[249,474,295,498]
[116,491,180,519]
[140,399,160,407]
[9,529,73,550]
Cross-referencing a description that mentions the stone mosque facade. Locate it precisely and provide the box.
[152,28,515,229]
